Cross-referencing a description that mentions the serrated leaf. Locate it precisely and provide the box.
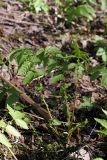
[0,120,6,128]
[9,48,22,61]
[16,53,29,67]
[50,74,65,84]
[23,71,34,85]
[76,4,95,21]
[15,119,28,129]
[29,55,40,63]
[68,63,76,70]
[45,46,62,55]
[7,105,25,120]
[35,68,45,77]
[101,73,107,86]
[102,109,107,116]
[95,118,107,129]
[50,118,62,126]
[18,61,32,75]
[10,48,32,61]
[0,133,12,148]
[6,125,21,138]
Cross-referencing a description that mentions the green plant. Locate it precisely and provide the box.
[9,41,88,85]
[56,0,107,22]
[89,39,107,86]
[80,96,94,111]
[20,0,49,12]
[9,42,89,140]
[95,109,107,136]
[0,84,30,149]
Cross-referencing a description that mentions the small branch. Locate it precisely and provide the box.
[0,75,51,121]
[0,16,42,26]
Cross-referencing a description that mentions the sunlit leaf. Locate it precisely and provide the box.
[102,109,107,116]
[0,133,12,148]
[23,71,34,85]
[50,74,65,84]
[15,119,28,129]
[95,118,107,129]
[7,105,25,120]
[6,125,21,138]
[0,120,6,128]
[50,118,62,126]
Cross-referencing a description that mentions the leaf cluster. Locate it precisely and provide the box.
[10,43,88,85]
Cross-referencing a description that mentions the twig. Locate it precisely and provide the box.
[42,95,53,119]
[8,147,18,160]
[0,16,42,26]
[0,75,51,121]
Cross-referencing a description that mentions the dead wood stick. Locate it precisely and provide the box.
[0,16,42,26]
[0,75,51,121]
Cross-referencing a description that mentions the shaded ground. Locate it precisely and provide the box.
[0,0,107,160]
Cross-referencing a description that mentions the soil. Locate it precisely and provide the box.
[0,0,107,160]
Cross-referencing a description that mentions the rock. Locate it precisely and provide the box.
[67,147,90,160]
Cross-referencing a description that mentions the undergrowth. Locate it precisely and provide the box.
[0,0,107,159]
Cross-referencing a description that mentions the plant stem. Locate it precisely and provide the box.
[0,75,51,121]
[42,95,53,120]
[8,147,18,160]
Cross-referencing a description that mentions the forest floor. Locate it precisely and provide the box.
[0,0,107,160]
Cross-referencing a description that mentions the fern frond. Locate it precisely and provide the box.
[23,71,35,85]
[18,61,33,76]
[10,48,32,61]
[50,74,65,84]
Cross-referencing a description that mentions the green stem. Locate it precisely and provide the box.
[42,95,53,120]
[8,147,18,160]
[42,95,60,136]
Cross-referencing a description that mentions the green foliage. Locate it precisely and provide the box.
[50,118,62,126]
[8,36,107,153]
[95,109,107,136]
[9,42,89,141]
[68,119,88,138]
[0,103,29,148]
[19,0,107,22]
[10,42,88,85]
[56,0,107,22]
[80,96,94,111]
[0,104,29,148]
[89,39,107,86]
[20,0,49,12]
[65,3,96,21]
[0,84,30,148]
[50,74,65,84]
[0,133,12,148]
[7,104,29,129]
